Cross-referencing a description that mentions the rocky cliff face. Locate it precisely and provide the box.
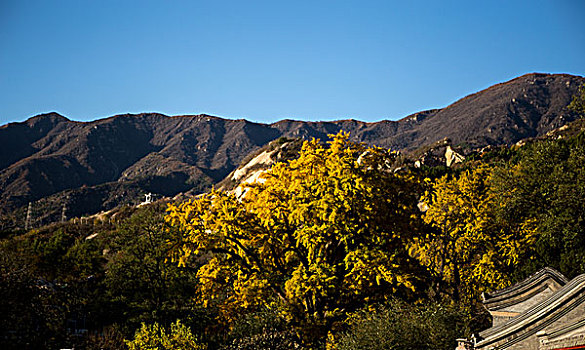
[1,73,583,225]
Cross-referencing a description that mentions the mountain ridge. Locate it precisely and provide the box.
[1,73,583,226]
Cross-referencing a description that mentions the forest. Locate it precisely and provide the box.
[1,89,584,350]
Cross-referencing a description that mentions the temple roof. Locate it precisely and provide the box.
[482,267,568,312]
[477,273,585,349]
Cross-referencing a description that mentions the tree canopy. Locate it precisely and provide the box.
[489,133,585,278]
[411,166,537,304]
[165,132,423,343]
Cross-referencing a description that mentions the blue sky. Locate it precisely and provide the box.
[1,0,583,125]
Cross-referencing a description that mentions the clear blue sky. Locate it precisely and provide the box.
[1,0,583,125]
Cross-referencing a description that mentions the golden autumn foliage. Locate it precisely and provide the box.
[125,320,206,350]
[411,166,537,304]
[165,132,422,341]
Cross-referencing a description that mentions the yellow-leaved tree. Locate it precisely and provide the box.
[126,320,206,350]
[411,166,537,305]
[165,132,422,343]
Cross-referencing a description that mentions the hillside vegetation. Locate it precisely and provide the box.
[2,93,585,348]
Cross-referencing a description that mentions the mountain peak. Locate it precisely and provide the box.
[27,112,69,122]
[23,112,70,130]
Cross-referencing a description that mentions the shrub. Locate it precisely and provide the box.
[220,330,303,350]
[125,320,206,350]
[333,300,466,350]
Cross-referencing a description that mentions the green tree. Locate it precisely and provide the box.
[490,133,585,278]
[105,205,203,330]
[166,132,422,344]
[0,224,110,349]
[568,83,585,116]
[0,245,61,349]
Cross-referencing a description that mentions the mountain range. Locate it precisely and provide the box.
[1,73,583,227]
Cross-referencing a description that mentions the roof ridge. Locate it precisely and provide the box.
[477,273,585,347]
[482,267,568,302]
